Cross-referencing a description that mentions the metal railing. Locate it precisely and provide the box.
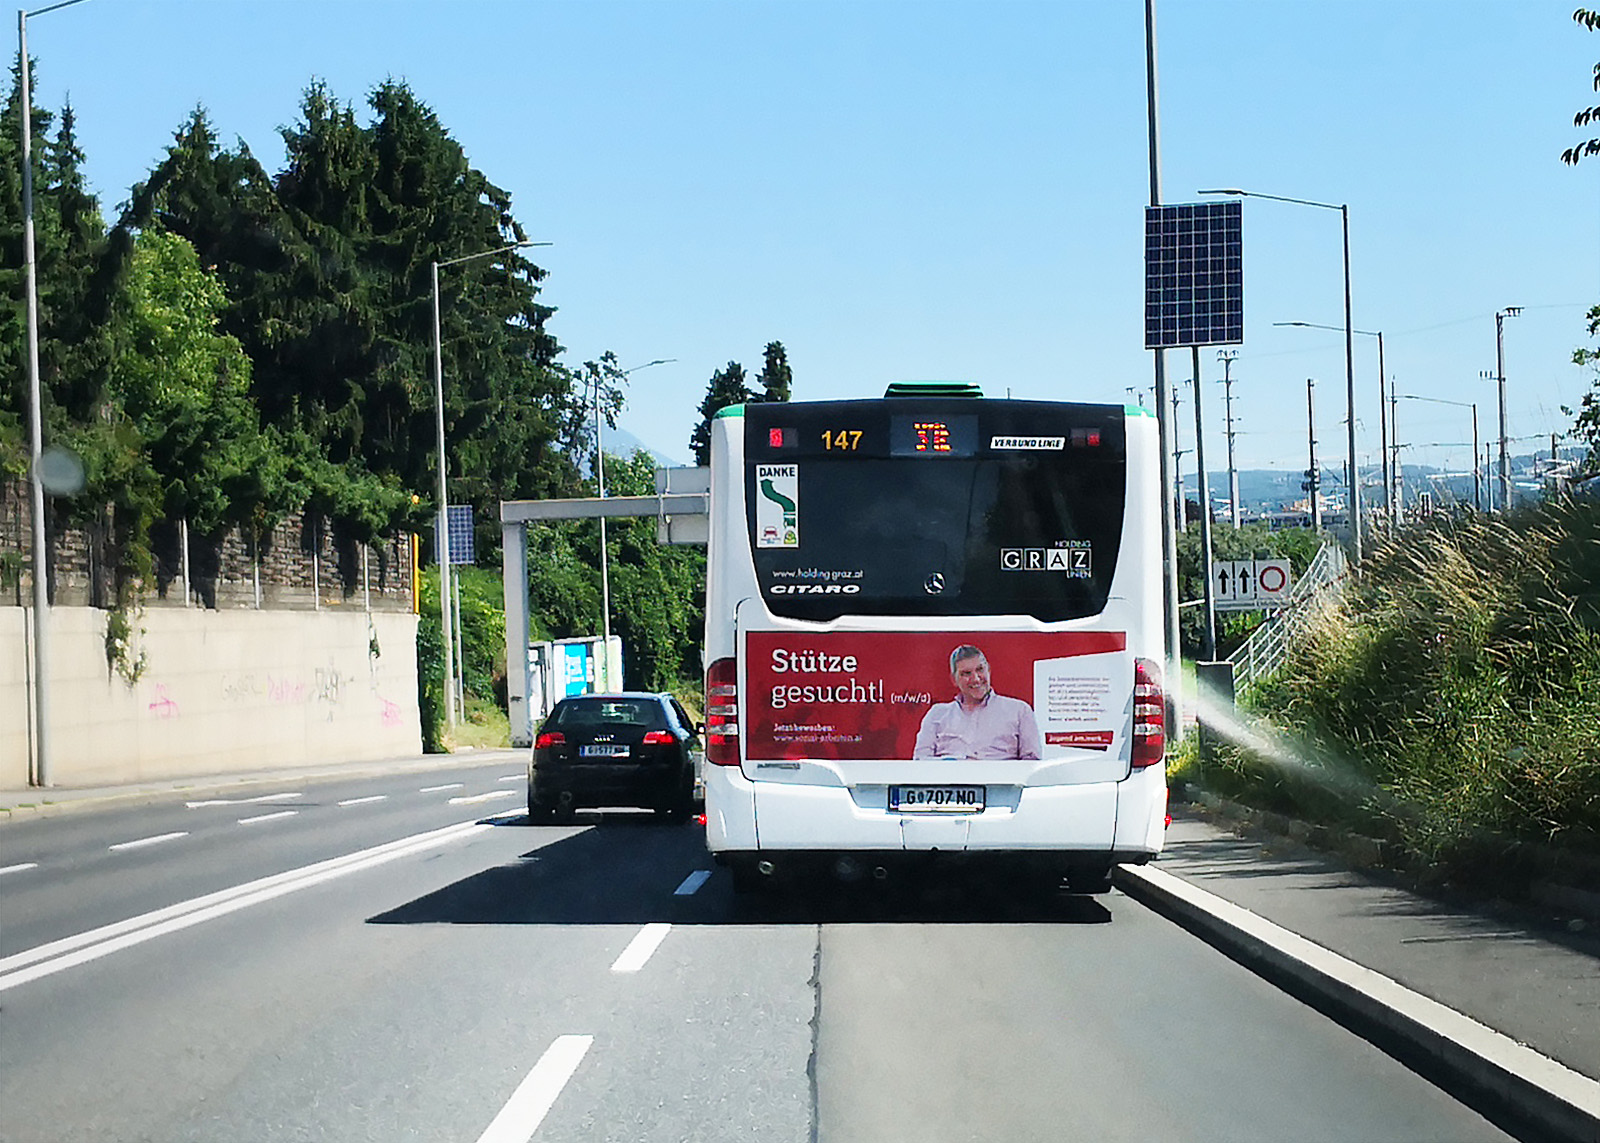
[1226,542,1349,693]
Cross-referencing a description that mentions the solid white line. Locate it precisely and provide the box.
[448,790,520,806]
[610,923,671,973]
[0,863,39,876]
[420,783,465,793]
[0,818,494,994]
[338,795,388,807]
[475,1035,593,1143]
[109,832,189,853]
[674,870,712,896]
[238,810,299,825]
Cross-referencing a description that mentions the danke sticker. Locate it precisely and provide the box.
[756,464,799,548]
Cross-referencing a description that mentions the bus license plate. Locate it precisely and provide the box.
[579,745,631,758]
[890,785,985,813]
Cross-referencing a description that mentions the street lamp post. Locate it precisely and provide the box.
[590,357,674,692]
[1400,394,1479,512]
[432,239,549,732]
[1203,188,1360,560]
[1494,307,1522,512]
[1275,321,1387,523]
[20,0,91,788]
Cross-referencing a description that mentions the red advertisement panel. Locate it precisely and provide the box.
[745,630,1127,761]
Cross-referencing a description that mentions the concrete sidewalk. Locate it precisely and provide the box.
[0,748,525,825]
[1121,808,1600,1143]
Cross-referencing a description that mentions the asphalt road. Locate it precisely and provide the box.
[0,761,1520,1142]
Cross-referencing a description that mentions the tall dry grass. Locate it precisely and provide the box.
[1206,498,1600,871]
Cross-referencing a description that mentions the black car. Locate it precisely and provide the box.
[529,692,704,822]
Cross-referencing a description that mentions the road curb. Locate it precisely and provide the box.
[1116,863,1600,1143]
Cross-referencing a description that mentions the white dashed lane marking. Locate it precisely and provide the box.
[674,870,712,896]
[610,923,671,973]
[420,783,465,793]
[448,791,520,806]
[496,774,523,784]
[0,863,39,877]
[238,811,299,826]
[109,832,189,853]
[474,1034,593,1143]
[337,795,388,807]
[187,792,304,808]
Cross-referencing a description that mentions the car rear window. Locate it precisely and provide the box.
[551,699,667,729]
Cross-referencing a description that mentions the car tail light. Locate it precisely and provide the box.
[641,730,673,745]
[705,656,740,767]
[534,731,565,749]
[1132,657,1165,769]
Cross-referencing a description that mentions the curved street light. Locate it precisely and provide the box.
[592,357,675,692]
[20,0,93,787]
[1400,394,1480,512]
[1274,321,1388,521]
[1203,188,1361,560]
[432,239,550,732]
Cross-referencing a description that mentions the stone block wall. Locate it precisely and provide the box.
[0,481,416,613]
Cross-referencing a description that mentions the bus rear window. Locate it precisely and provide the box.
[746,401,1126,623]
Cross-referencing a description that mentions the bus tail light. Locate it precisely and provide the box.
[1131,657,1165,769]
[705,657,741,767]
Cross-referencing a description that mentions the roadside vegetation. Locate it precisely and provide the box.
[1181,497,1600,885]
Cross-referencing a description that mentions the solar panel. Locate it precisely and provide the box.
[1144,201,1244,349]
[438,504,475,566]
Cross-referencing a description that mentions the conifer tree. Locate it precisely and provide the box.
[689,361,751,466]
[753,340,792,404]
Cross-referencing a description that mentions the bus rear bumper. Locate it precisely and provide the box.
[704,765,1165,859]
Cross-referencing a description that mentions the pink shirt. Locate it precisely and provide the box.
[912,690,1041,760]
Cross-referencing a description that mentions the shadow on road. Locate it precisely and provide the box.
[368,811,1115,928]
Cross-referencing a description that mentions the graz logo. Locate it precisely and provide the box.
[768,583,861,595]
[1000,546,1092,577]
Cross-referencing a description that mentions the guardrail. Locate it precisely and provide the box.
[1225,542,1348,693]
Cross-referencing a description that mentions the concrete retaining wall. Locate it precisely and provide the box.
[2,606,422,788]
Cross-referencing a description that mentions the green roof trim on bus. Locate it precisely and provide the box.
[883,381,984,399]
[714,404,746,419]
[1125,404,1155,418]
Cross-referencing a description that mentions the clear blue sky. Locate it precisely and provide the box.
[25,0,1600,479]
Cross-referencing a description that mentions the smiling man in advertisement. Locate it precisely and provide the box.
[912,644,1042,760]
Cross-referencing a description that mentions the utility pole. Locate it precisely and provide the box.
[1218,350,1240,527]
[1170,377,1186,533]
[1494,307,1521,512]
[1306,379,1322,531]
[1389,381,1401,523]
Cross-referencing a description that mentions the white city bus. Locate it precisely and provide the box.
[702,383,1167,893]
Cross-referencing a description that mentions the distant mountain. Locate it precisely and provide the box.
[606,427,686,469]
[1184,449,1582,516]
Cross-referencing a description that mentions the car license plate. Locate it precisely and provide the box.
[579,745,631,758]
[889,785,985,813]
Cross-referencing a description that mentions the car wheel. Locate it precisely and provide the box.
[527,787,556,823]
